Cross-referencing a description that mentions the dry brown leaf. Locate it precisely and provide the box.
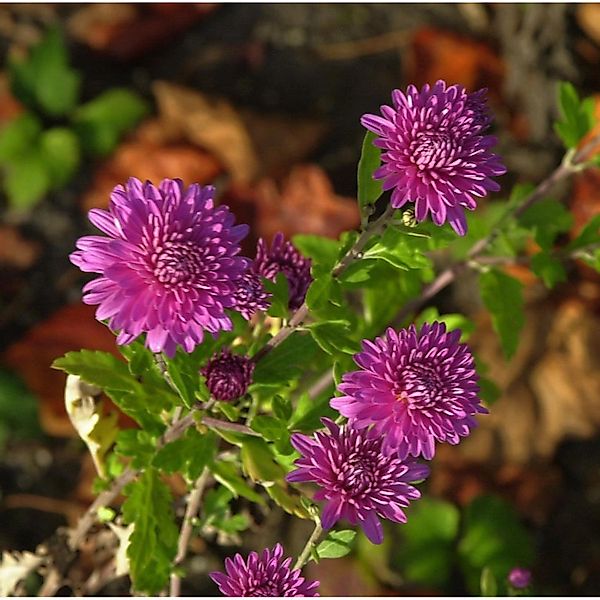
[577,4,600,48]
[407,27,504,95]
[0,550,44,596]
[233,164,359,242]
[81,135,222,211]
[0,224,41,269]
[2,303,133,437]
[153,81,259,185]
[68,3,219,61]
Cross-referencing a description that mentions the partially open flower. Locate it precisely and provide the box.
[201,349,254,402]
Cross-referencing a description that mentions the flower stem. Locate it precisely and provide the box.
[293,519,324,571]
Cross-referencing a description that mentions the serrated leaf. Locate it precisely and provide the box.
[240,437,285,485]
[357,130,383,217]
[53,350,170,434]
[519,199,572,250]
[122,469,178,595]
[263,272,290,317]
[567,214,600,251]
[250,414,286,441]
[115,429,156,470]
[479,270,525,359]
[211,461,265,504]
[253,331,319,385]
[73,88,148,157]
[554,81,594,149]
[530,252,567,288]
[153,428,216,480]
[308,320,360,355]
[316,529,357,559]
[272,395,293,422]
[292,234,339,270]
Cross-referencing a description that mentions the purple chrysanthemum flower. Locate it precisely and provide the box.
[232,267,272,320]
[287,418,429,544]
[210,543,319,597]
[70,178,249,357]
[201,349,254,402]
[508,567,532,589]
[254,232,312,310]
[361,80,506,236]
[331,322,486,460]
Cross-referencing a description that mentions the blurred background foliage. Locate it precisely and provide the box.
[1,3,600,596]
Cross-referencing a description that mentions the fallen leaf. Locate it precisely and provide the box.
[228,164,359,242]
[153,81,259,185]
[0,224,41,270]
[153,82,326,184]
[0,72,23,125]
[68,4,219,61]
[107,522,133,577]
[2,303,134,437]
[407,27,504,96]
[81,132,222,211]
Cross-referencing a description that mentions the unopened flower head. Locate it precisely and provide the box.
[254,232,312,310]
[332,322,485,460]
[232,267,272,320]
[201,349,254,402]
[361,80,506,235]
[70,178,249,357]
[210,543,319,597]
[508,567,532,589]
[287,418,429,544]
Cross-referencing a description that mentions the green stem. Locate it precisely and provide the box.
[293,519,324,571]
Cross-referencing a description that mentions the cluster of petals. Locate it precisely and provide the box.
[287,418,429,544]
[332,322,485,460]
[70,178,248,357]
[210,543,319,597]
[361,80,506,235]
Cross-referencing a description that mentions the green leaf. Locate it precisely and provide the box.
[240,437,286,485]
[265,483,311,519]
[122,469,178,595]
[73,88,148,157]
[316,529,357,559]
[308,321,360,355]
[39,127,80,188]
[292,234,339,271]
[519,199,573,250]
[3,151,51,210]
[262,272,290,317]
[272,395,293,422]
[211,461,265,504]
[53,350,170,434]
[357,130,383,217]
[253,331,320,385]
[0,113,42,161]
[250,414,286,441]
[481,567,499,597]
[9,28,81,117]
[479,269,525,359]
[0,368,42,446]
[530,252,567,288]
[554,81,595,149]
[115,429,156,469]
[458,495,533,595]
[566,214,600,251]
[363,225,432,271]
[289,392,337,433]
[397,497,460,588]
[152,428,216,480]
